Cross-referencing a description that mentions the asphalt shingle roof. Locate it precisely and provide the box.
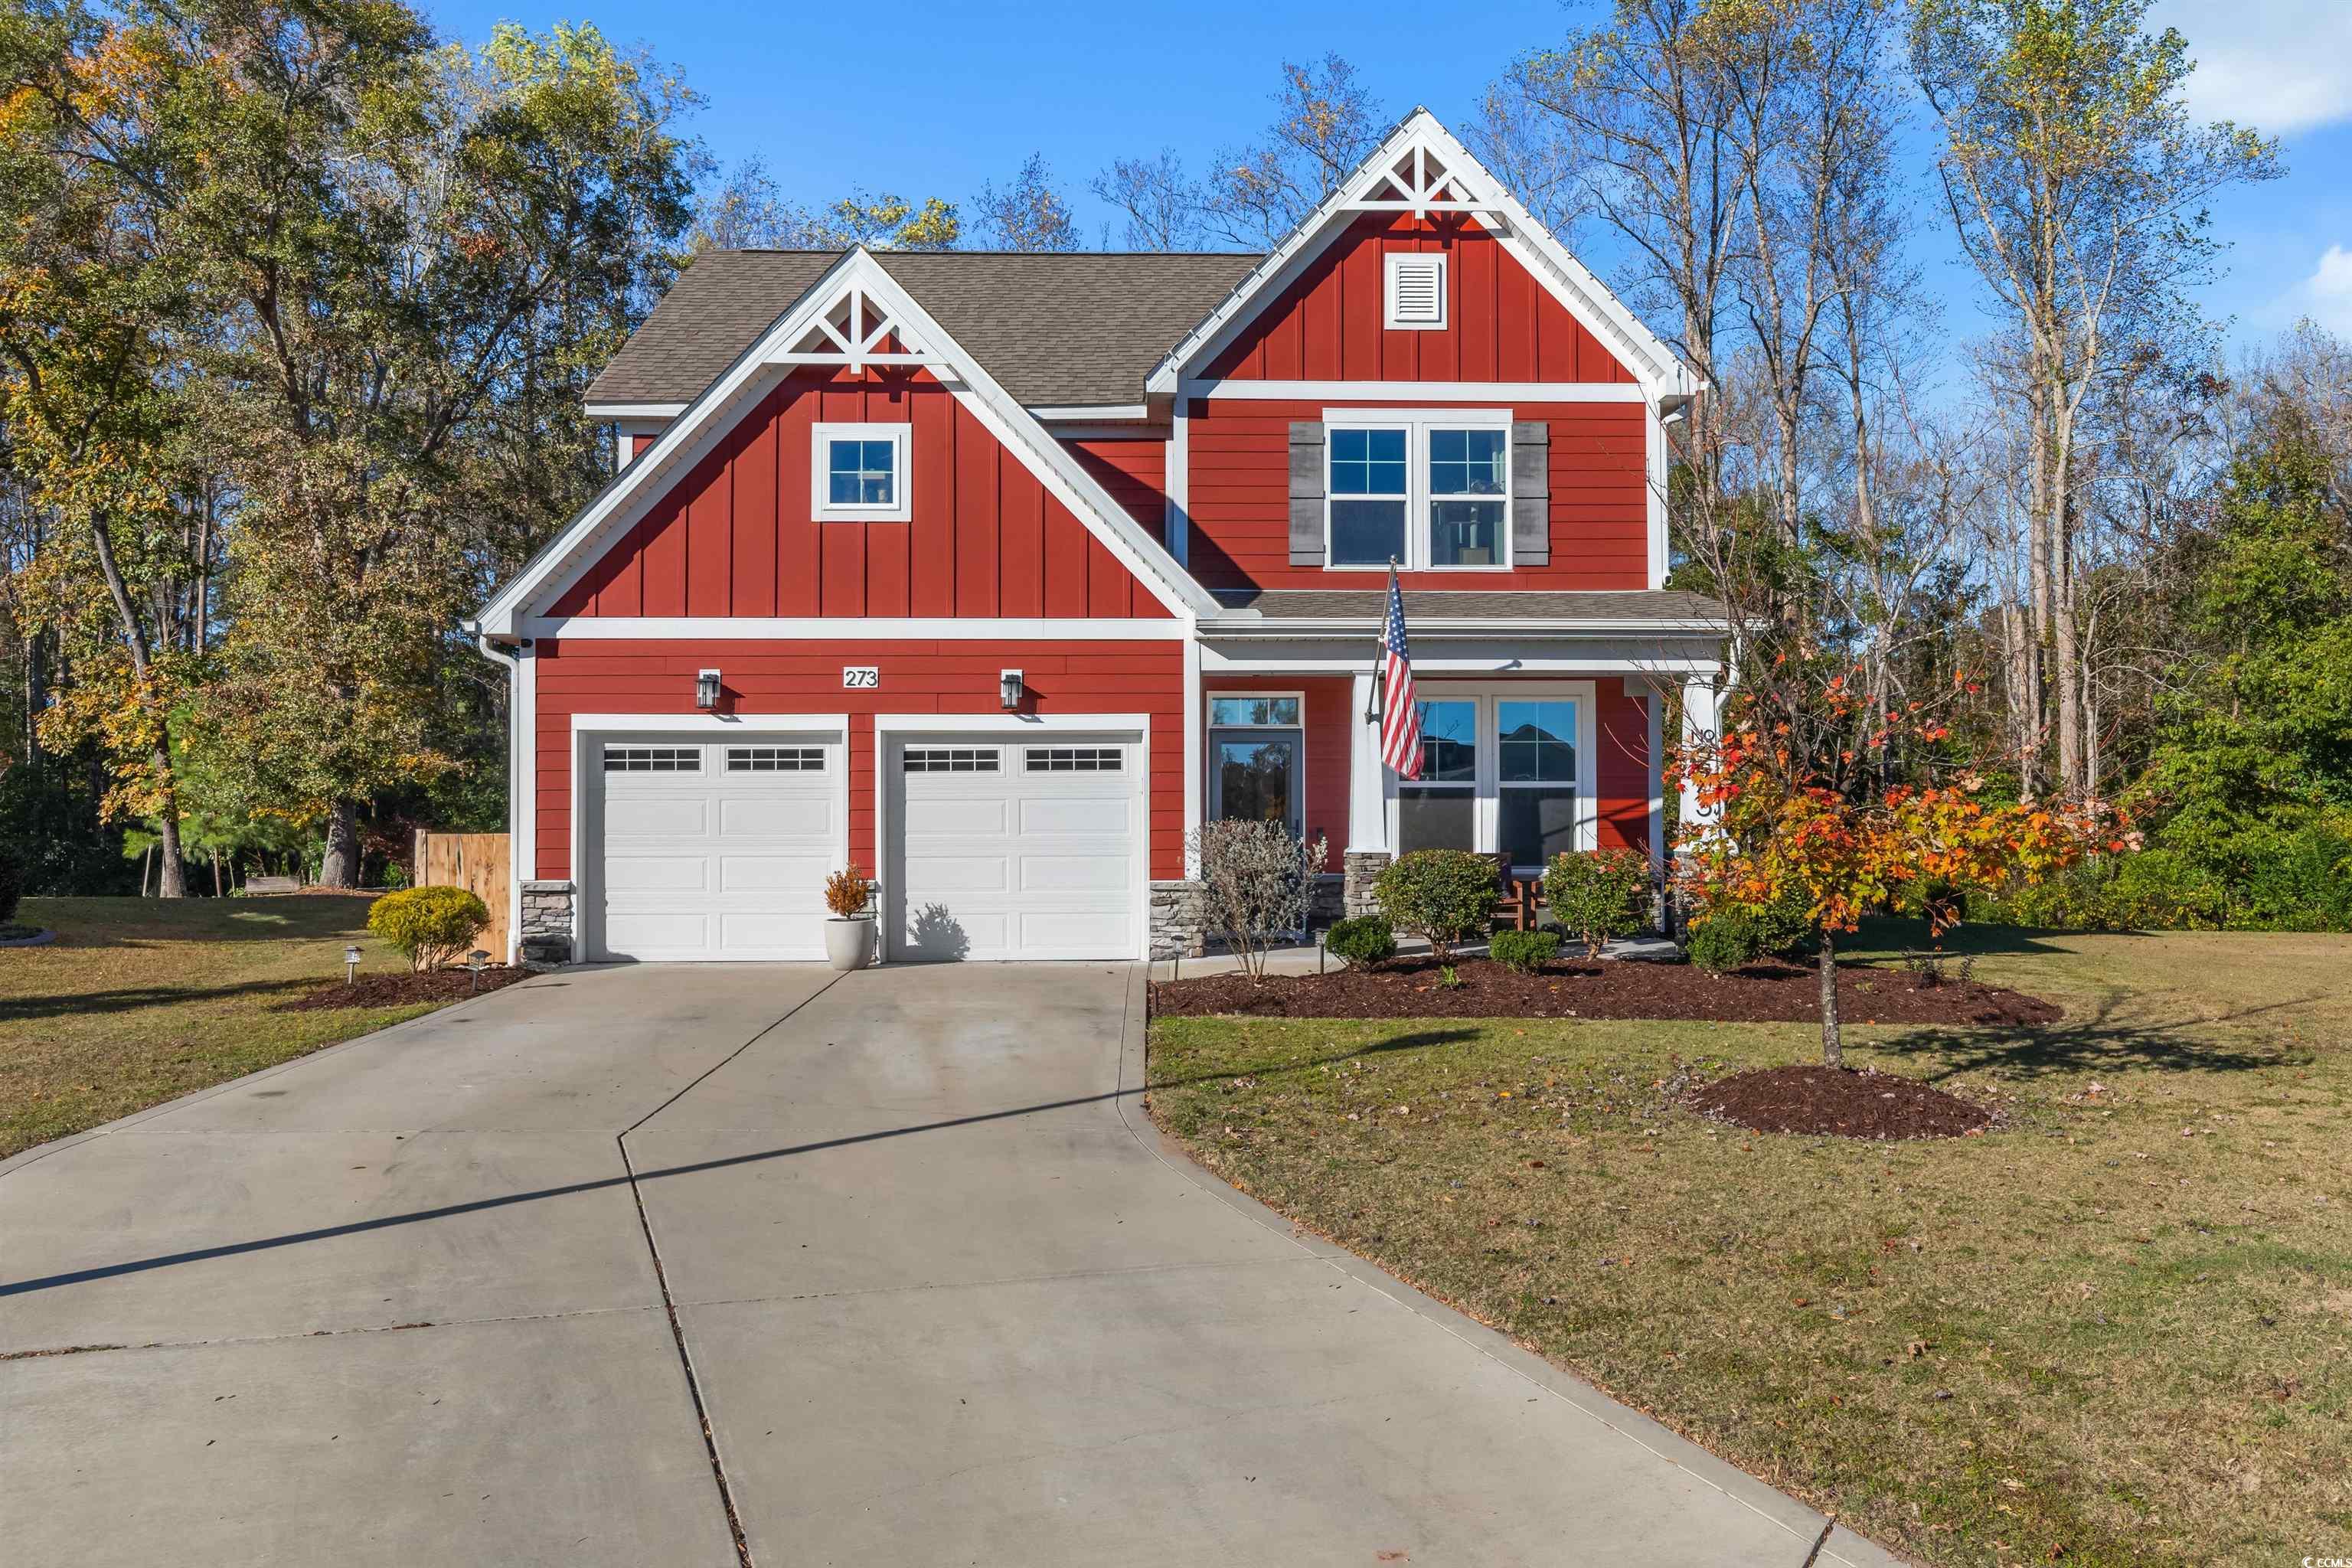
[585,249,1264,410]
[1210,589,1730,625]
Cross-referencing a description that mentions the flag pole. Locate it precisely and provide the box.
[1364,559,1397,727]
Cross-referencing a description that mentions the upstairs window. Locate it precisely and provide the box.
[1325,413,1511,571]
[1383,253,1446,329]
[812,423,911,522]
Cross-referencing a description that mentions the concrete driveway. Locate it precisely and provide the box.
[2,964,1898,1567]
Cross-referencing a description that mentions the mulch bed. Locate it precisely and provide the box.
[1685,1063,1994,1139]
[1150,954,2062,1026]
[275,966,533,1012]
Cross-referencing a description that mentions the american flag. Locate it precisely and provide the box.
[1379,568,1422,778]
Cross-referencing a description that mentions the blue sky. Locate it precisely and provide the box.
[429,0,2352,358]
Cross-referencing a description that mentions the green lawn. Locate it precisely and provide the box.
[0,896,464,1159]
[1148,926,2352,1568]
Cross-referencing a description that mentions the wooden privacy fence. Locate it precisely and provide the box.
[413,831,512,962]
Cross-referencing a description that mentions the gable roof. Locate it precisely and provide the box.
[586,250,1261,413]
[481,249,1226,634]
[1146,109,1701,403]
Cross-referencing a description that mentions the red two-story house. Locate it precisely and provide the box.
[472,109,1728,965]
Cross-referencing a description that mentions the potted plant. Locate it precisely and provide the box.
[822,864,877,970]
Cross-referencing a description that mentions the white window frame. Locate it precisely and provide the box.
[1206,691,1308,838]
[811,422,912,523]
[1383,682,1598,872]
[1383,252,1447,330]
[1323,408,1512,573]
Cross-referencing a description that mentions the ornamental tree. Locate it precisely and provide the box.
[1674,687,2110,1067]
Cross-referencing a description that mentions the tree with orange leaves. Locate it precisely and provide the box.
[1674,671,2109,1067]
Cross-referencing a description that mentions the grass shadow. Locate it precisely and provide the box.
[0,976,318,1024]
[1870,987,2324,1081]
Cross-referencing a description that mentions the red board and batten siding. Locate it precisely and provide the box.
[554,370,1169,621]
[1060,436,1168,537]
[534,639,1187,883]
[1184,398,1647,593]
[1594,679,1654,854]
[1204,216,1635,386]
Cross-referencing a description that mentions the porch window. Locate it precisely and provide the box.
[1396,698,1475,852]
[1209,693,1303,836]
[1497,699,1578,868]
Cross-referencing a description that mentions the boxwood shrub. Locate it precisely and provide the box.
[1372,849,1498,959]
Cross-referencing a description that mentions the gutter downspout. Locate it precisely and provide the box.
[467,622,527,965]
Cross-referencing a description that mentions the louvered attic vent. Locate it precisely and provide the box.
[1384,253,1446,329]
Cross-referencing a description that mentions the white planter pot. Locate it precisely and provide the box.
[823,916,876,971]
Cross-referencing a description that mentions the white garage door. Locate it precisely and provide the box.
[887,733,1143,961]
[590,731,842,962]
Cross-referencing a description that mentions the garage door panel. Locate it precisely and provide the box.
[718,912,825,953]
[717,854,832,893]
[903,797,1010,836]
[603,856,712,893]
[603,911,712,956]
[909,855,1011,893]
[1020,855,1134,892]
[1016,796,1130,835]
[604,798,713,838]
[1017,910,1135,956]
[718,796,835,838]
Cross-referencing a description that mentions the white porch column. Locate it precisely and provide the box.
[1348,671,1387,852]
[1679,671,1722,835]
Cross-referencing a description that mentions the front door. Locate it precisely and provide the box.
[1207,694,1303,836]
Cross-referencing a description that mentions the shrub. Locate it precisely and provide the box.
[1543,848,1652,958]
[1488,928,1560,972]
[1188,819,1329,981]
[1373,848,1498,960]
[1968,849,2226,932]
[1685,890,1812,973]
[823,864,874,918]
[1324,914,1396,968]
[368,885,491,972]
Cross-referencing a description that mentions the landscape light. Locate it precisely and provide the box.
[467,949,489,991]
[343,944,361,985]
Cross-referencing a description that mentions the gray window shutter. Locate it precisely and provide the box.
[1511,420,1550,565]
[1289,421,1325,567]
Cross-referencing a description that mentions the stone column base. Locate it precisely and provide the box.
[1341,851,1391,918]
[1148,880,1206,960]
[518,879,575,969]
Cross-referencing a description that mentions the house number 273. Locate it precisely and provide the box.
[841,666,879,689]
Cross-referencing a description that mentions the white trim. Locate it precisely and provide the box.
[522,616,1187,641]
[611,416,671,470]
[1200,637,1726,675]
[1385,681,1598,872]
[1181,637,1203,875]
[810,422,912,523]
[1166,404,1191,568]
[1644,681,1666,885]
[567,713,851,964]
[1031,403,1149,423]
[1187,379,1646,403]
[1645,403,1669,590]
[1146,110,1699,403]
[1204,689,1309,840]
[1383,252,1447,330]
[1322,407,1513,573]
[1347,671,1386,853]
[479,248,1220,634]
[584,401,688,420]
[871,711,1153,962]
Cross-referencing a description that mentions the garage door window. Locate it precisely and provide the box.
[903,747,1000,773]
[603,746,701,773]
[726,746,825,772]
[1025,747,1122,772]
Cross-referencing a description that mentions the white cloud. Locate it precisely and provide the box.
[2283,245,2352,332]
[2151,0,2352,135]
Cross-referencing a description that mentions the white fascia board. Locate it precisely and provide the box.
[1200,639,1725,676]
[1187,380,1646,403]
[1145,109,1699,404]
[570,712,851,736]
[876,712,1151,734]
[1031,403,1150,422]
[1196,617,1733,639]
[482,250,1217,633]
[523,616,1187,641]
[583,402,688,420]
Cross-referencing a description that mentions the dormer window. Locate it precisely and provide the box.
[1324,410,1511,570]
[812,423,911,522]
[1383,253,1446,329]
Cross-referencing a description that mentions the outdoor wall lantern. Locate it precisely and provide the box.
[999,669,1024,711]
[343,943,361,985]
[694,668,721,710]
[466,948,489,991]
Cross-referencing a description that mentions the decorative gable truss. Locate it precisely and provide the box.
[1145,109,1702,406]
[475,249,1223,638]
